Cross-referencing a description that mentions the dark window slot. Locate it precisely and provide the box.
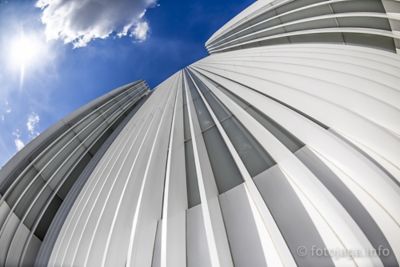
[186,71,243,193]
[185,140,201,208]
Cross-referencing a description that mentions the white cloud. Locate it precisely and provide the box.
[0,100,11,121]
[27,112,40,136]
[36,0,156,48]
[4,101,11,113]
[12,129,25,151]
[132,21,149,42]
[14,138,25,151]
[10,112,40,153]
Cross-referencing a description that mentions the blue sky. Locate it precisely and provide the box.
[0,0,253,167]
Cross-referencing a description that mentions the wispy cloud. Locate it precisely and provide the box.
[36,0,157,48]
[0,100,11,122]
[26,112,40,137]
[12,129,25,151]
[132,21,149,42]
[8,112,40,153]
[4,100,11,113]
[14,138,24,151]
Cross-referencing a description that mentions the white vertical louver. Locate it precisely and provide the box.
[1,0,400,266]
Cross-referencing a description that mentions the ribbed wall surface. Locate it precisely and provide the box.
[206,0,400,54]
[1,0,400,266]
[47,42,400,267]
[0,81,149,266]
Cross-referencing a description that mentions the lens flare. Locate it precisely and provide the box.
[9,33,44,87]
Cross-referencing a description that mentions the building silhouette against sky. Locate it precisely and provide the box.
[0,0,400,266]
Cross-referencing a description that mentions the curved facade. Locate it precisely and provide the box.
[0,81,150,266]
[1,0,400,266]
[206,0,400,53]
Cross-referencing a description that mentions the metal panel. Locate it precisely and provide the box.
[186,205,212,267]
[219,184,267,267]
[2,1,400,266]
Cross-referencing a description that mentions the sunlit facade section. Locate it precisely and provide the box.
[206,0,400,54]
[48,46,400,266]
[0,81,149,266]
[1,0,400,267]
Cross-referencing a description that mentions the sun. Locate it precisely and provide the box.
[9,33,45,87]
[10,35,41,68]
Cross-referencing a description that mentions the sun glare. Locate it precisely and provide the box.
[8,33,45,87]
[11,35,41,68]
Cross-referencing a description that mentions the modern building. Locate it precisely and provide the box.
[0,81,150,266]
[1,0,400,266]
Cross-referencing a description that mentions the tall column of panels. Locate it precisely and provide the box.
[0,81,150,266]
[47,74,179,267]
[2,0,400,266]
[47,43,400,266]
[190,43,400,266]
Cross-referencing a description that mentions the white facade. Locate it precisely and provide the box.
[47,41,400,266]
[1,0,400,266]
[206,0,400,54]
[0,81,150,266]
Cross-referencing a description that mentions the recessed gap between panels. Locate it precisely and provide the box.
[185,70,243,195]
[188,70,277,178]
[195,69,329,130]
[187,72,335,266]
[196,72,306,153]
[31,95,148,241]
[295,147,398,267]
[190,71,396,266]
[182,81,201,209]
